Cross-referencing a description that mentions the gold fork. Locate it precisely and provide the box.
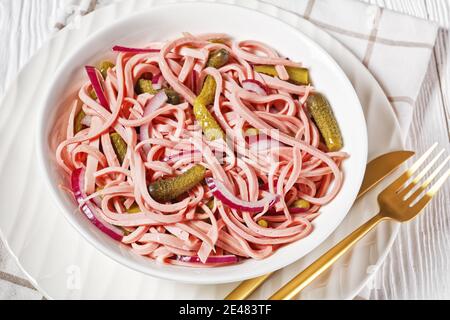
[269,144,450,300]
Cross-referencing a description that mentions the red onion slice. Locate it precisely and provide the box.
[112,45,160,53]
[259,182,269,192]
[289,207,310,214]
[206,177,278,213]
[139,91,168,148]
[85,66,110,111]
[71,168,123,241]
[242,79,269,96]
[176,255,239,264]
[246,133,285,153]
[151,74,164,90]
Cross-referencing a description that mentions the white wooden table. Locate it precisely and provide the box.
[0,0,449,300]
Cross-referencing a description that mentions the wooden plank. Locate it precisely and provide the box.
[0,0,59,300]
[0,0,59,98]
[426,0,450,137]
[366,0,428,17]
[374,53,450,299]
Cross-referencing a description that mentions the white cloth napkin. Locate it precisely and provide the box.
[1,0,438,300]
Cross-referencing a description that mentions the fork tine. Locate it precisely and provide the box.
[409,194,433,218]
[409,143,438,174]
[411,168,450,215]
[427,168,450,197]
[398,150,445,197]
[412,150,446,183]
[387,143,438,192]
[406,159,450,205]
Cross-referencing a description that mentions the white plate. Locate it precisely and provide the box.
[36,2,367,284]
[0,0,402,299]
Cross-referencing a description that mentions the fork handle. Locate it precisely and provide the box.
[269,213,387,300]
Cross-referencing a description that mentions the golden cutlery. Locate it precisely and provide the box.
[225,150,415,300]
[270,144,449,300]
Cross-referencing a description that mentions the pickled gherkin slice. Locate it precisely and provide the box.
[244,128,259,137]
[258,219,269,228]
[306,93,343,152]
[74,109,86,134]
[199,198,215,213]
[291,199,310,210]
[208,39,228,45]
[254,65,278,77]
[136,79,181,104]
[199,49,230,106]
[136,78,159,95]
[193,49,230,141]
[286,67,310,85]
[89,89,97,100]
[110,132,127,164]
[206,198,215,210]
[196,76,216,106]
[164,88,181,105]
[148,164,206,202]
[207,49,230,68]
[194,76,225,140]
[254,65,310,85]
[98,60,115,79]
[193,100,225,141]
[126,202,141,214]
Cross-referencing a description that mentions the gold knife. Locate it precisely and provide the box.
[224,150,415,300]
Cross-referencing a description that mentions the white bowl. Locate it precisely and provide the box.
[36,2,367,284]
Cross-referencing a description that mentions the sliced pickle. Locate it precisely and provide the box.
[126,202,141,214]
[244,128,260,137]
[89,89,97,100]
[196,76,216,106]
[193,101,225,141]
[110,132,127,164]
[206,198,215,211]
[258,219,269,228]
[254,65,310,85]
[306,93,343,152]
[136,79,181,104]
[291,199,310,210]
[207,49,229,68]
[98,60,115,79]
[136,79,158,95]
[148,164,206,202]
[164,88,181,105]
[192,49,230,141]
[208,39,228,45]
[74,109,86,134]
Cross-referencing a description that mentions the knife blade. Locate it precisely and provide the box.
[224,150,415,300]
[357,151,415,199]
